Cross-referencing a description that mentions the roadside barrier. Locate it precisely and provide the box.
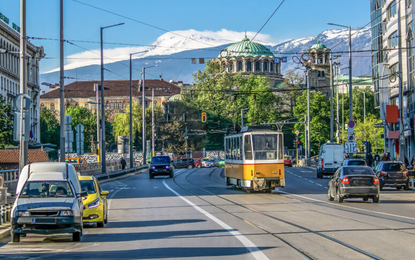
[0,203,13,225]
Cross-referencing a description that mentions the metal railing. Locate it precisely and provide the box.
[0,169,19,184]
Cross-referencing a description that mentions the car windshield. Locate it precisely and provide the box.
[284,156,291,160]
[151,156,170,164]
[20,181,74,198]
[80,180,97,194]
[208,159,216,162]
[343,167,374,176]
[383,163,405,171]
[348,160,366,166]
[252,134,278,160]
[202,158,209,162]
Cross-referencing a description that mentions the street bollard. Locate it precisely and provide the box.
[6,204,10,222]
[0,205,3,225]
[410,176,414,189]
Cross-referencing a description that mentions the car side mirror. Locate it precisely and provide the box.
[101,191,109,196]
[78,191,88,197]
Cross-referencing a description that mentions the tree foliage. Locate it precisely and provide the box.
[66,106,97,152]
[0,95,14,149]
[40,107,60,147]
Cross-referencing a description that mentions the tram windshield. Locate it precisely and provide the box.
[252,134,279,160]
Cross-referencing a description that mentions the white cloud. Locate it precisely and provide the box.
[44,29,279,74]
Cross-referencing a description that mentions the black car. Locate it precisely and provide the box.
[149,156,173,179]
[173,158,195,169]
[374,161,409,190]
[328,166,380,203]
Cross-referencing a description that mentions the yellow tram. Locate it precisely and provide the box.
[224,126,285,192]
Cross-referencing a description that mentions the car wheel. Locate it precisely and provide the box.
[73,231,82,242]
[197,165,201,168]
[149,173,154,179]
[11,232,20,243]
[363,198,369,202]
[104,212,108,224]
[97,221,104,228]
[327,187,334,201]
[317,171,320,179]
[404,182,410,190]
[336,189,344,203]
[396,186,402,190]
[373,194,380,203]
[188,165,193,169]
[169,172,174,178]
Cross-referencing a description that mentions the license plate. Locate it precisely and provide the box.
[32,218,56,224]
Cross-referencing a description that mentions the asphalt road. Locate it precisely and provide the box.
[1,167,415,259]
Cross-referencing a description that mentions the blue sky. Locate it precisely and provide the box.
[0,0,370,74]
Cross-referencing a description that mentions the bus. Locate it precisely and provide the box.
[224,126,285,192]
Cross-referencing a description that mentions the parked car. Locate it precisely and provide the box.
[292,155,304,165]
[194,159,202,168]
[149,156,173,179]
[327,166,380,203]
[173,158,195,169]
[284,155,293,167]
[342,159,367,166]
[79,176,109,227]
[11,162,86,242]
[374,161,409,190]
[317,143,344,178]
[203,158,219,168]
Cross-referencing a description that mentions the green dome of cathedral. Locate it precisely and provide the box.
[219,35,274,58]
[310,39,328,50]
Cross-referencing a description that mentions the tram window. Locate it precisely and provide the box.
[253,134,277,160]
[244,135,253,160]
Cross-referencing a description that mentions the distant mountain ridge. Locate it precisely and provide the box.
[40,27,371,92]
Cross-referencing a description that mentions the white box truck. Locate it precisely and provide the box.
[317,143,345,178]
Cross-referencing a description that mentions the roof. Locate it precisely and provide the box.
[40,79,181,99]
[221,36,274,58]
[79,176,94,181]
[310,39,328,50]
[0,149,50,164]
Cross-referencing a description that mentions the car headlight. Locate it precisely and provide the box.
[59,210,73,216]
[88,198,100,209]
[151,166,156,170]
[14,210,30,217]
[165,165,170,169]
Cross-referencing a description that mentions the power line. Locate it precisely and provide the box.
[251,0,287,42]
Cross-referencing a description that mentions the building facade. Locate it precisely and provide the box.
[0,18,45,143]
[370,0,415,159]
[40,79,182,121]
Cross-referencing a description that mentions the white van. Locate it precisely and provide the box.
[317,143,344,178]
[11,162,86,242]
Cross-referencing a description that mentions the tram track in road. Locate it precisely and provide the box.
[171,169,382,260]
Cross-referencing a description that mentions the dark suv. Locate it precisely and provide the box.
[149,156,173,179]
[374,161,409,190]
[173,158,195,169]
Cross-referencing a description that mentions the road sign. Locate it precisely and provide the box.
[295,130,299,135]
[76,124,84,133]
[65,115,72,125]
[14,94,31,112]
[348,134,355,141]
[348,120,355,128]
[345,142,357,154]
[348,128,354,135]
[13,112,30,141]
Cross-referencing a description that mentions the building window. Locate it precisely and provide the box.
[255,62,260,71]
[247,61,252,71]
[229,62,234,72]
[40,103,44,110]
[388,1,397,19]
[389,31,398,47]
[263,62,268,72]
[50,103,55,111]
[237,61,243,71]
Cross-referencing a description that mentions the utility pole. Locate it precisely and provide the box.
[307,69,311,163]
[152,88,155,158]
[398,3,405,162]
[336,63,340,143]
[142,69,146,165]
[330,53,334,142]
[19,0,28,172]
[95,83,100,162]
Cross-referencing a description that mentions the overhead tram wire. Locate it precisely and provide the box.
[27,36,148,46]
[251,0,287,42]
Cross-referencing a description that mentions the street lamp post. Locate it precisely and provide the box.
[87,99,101,160]
[355,89,366,140]
[141,65,158,166]
[241,108,249,127]
[129,50,148,169]
[100,22,124,177]
[328,22,352,158]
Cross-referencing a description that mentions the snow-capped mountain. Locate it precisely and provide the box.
[40,28,371,92]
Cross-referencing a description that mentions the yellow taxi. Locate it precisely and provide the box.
[79,176,109,227]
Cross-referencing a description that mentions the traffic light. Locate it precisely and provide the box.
[201,112,207,123]
[297,141,300,148]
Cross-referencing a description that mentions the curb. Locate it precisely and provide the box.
[0,225,10,240]
[99,168,147,184]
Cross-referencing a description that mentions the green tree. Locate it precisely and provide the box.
[66,106,97,153]
[293,91,331,154]
[0,95,14,149]
[40,108,60,147]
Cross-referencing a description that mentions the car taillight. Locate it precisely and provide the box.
[380,171,388,176]
[403,170,409,175]
[374,177,379,185]
[321,159,324,167]
[341,176,349,185]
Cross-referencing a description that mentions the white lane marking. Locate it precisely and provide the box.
[162,180,269,260]
[107,181,127,218]
[316,183,323,187]
[308,180,315,184]
[298,176,303,179]
[278,190,415,221]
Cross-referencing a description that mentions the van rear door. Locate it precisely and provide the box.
[332,145,344,168]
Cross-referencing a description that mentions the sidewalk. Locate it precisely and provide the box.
[0,223,10,240]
